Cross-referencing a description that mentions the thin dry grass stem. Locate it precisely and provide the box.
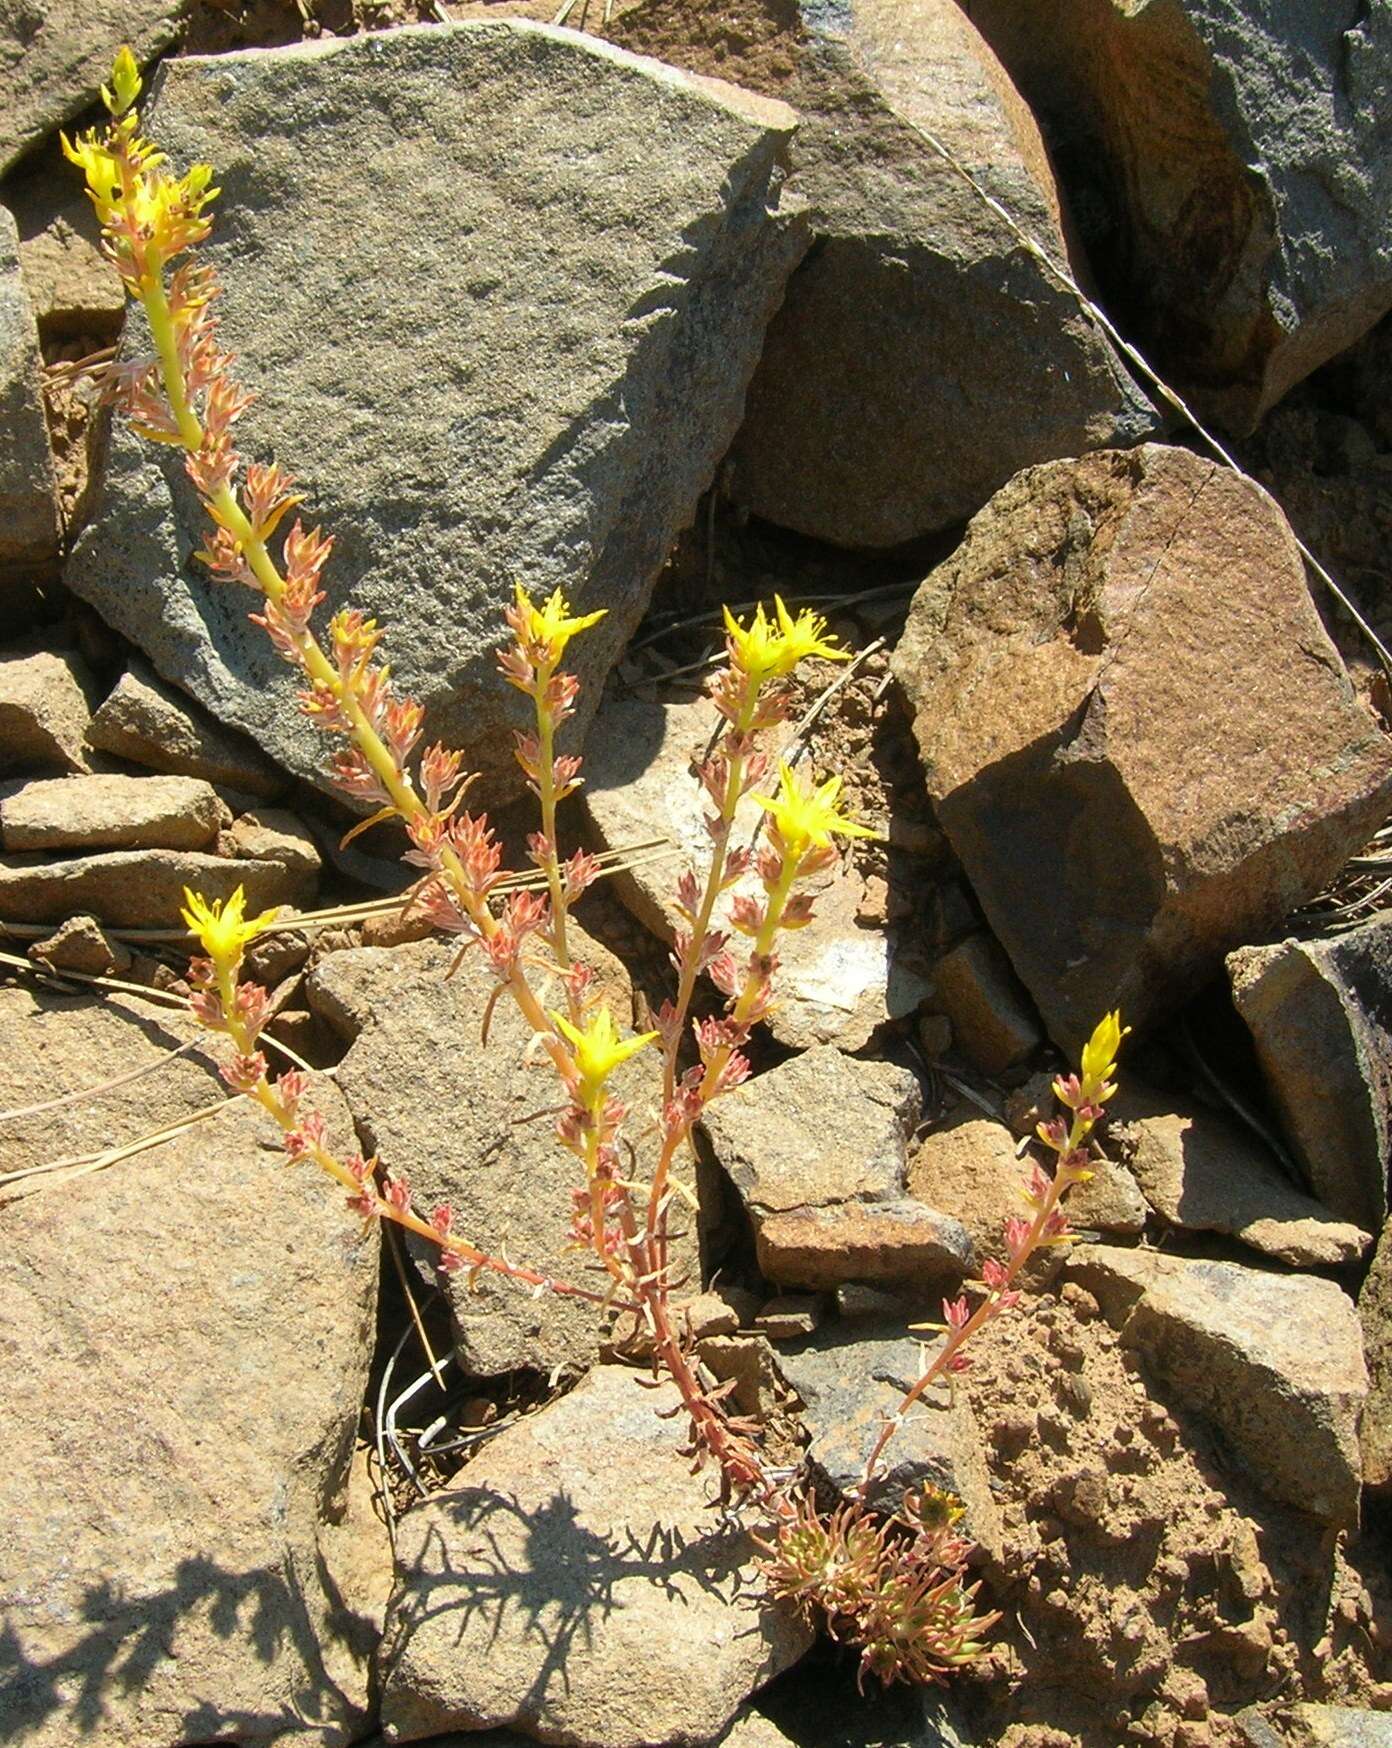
[0,1095,234,1199]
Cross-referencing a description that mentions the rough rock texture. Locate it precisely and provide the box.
[0,646,94,773]
[930,929,1041,1077]
[1068,1245,1368,1525]
[67,22,806,805]
[0,988,386,1748]
[775,1322,997,1529]
[1239,1706,1392,1748]
[1229,919,1392,1234]
[584,686,931,1049]
[1,771,227,851]
[1360,1216,1392,1491]
[312,933,674,1376]
[0,0,189,174]
[0,204,59,571]
[701,1044,970,1287]
[725,0,1155,546]
[28,910,131,975]
[0,821,319,924]
[892,445,1392,1054]
[377,1365,812,1747]
[1107,1082,1371,1268]
[7,136,129,334]
[959,0,1392,431]
[86,659,287,795]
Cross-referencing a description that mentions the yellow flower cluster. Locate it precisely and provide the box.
[751,762,879,855]
[551,1005,657,1112]
[513,584,606,667]
[722,596,847,683]
[181,885,280,970]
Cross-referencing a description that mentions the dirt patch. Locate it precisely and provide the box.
[182,0,447,54]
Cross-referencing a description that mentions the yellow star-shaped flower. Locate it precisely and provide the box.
[1079,1009,1128,1100]
[181,885,280,968]
[750,762,879,855]
[722,595,848,683]
[551,1005,657,1110]
[514,584,606,666]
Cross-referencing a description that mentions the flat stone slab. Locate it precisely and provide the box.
[0,647,93,775]
[67,21,805,806]
[1,772,227,852]
[86,660,286,797]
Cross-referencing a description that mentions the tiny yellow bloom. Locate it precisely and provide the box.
[722,595,848,682]
[750,762,879,854]
[181,885,280,966]
[515,584,605,664]
[551,1005,658,1108]
[101,44,142,118]
[1079,1009,1128,1098]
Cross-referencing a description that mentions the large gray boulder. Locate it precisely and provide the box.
[958,0,1392,430]
[0,988,387,1748]
[66,22,805,805]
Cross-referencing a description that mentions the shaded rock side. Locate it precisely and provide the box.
[0,645,94,774]
[892,444,1392,1055]
[1229,917,1392,1234]
[584,684,931,1050]
[701,1043,971,1288]
[314,933,675,1377]
[66,22,806,805]
[1360,1215,1392,1491]
[959,0,1392,430]
[377,1364,812,1748]
[0,998,386,1748]
[1068,1245,1368,1525]
[0,0,188,174]
[1,204,59,573]
[726,0,1156,546]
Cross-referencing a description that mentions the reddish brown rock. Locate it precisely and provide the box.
[1,773,227,853]
[0,647,93,775]
[1361,1216,1392,1491]
[892,445,1392,1054]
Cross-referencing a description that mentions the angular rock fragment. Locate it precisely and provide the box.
[0,990,385,1748]
[1107,1082,1370,1269]
[702,1044,970,1288]
[1,771,227,852]
[7,137,129,335]
[0,0,189,175]
[931,930,1041,1077]
[584,687,931,1049]
[892,445,1392,1054]
[611,0,1153,546]
[67,22,806,804]
[1360,1216,1392,1491]
[86,660,286,796]
[1229,918,1392,1233]
[0,646,94,773]
[0,205,59,575]
[377,1365,811,1748]
[1067,1245,1368,1524]
[959,0,1392,429]
[28,910,132,976]
[313,934,677,1377]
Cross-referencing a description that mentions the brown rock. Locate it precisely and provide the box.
[932,930,1041,1077]
[1108,1082,1371,1268]
[85,660,286,796]
[1228,918,1392,1233]
[892,445,1392,1054]
[0,842,318,926]
[1360,1216,1392,1491]
[377,1365,812,1747]
[7,136,127,334]
[28,912,131,976]
[1068,1245,1368,1524]
[1,772,227,852]
[221,805,322,875]
[0,988,387,1747]
[0,647,93,774]
[1,206,59,574]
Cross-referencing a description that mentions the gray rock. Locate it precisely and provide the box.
[1238,1705,1392,1748]
[1360,1216,1392,1491]
[0,204,58,572]
[702,1045,971,1288]
[86,659,286,796]
[315,934,679,1377]
[775,1323,997,1535]
[1107,1081,1371,1268]
[931,930,1041,1078]
[1,771,227,851]
[959,0,1392,430]
[724,0,1155,546]
[0,831,319,924]
[7,134,128,334]
[1068,1245,1368,1524]
[1229,918,1392,1233]
[66,23,806,806]
[892,445,1392,1055]
[0,985,386,1748]
[377,1364,812,1748]
[0,0,188,175]
[584,686,931,1050]
[0,645,94,773]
